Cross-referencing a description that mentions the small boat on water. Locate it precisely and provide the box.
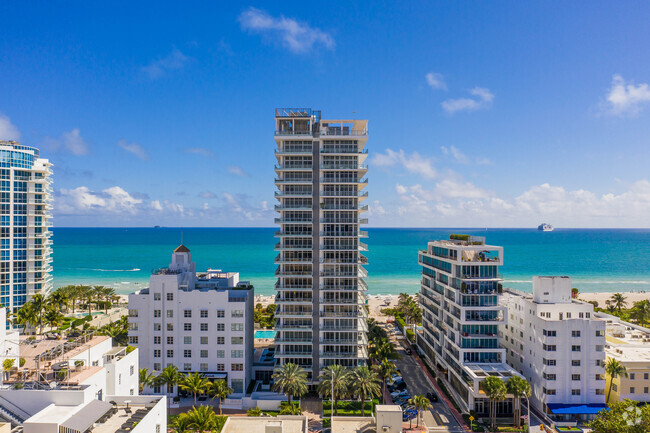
[538,223,554,232]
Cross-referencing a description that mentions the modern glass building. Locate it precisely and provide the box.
[273,108,369,385]
[0,141,53,317]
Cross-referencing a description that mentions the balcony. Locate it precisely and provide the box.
[275,218,312,224]
[320,191,369,198]
[275,191,312,197]
[275,337,313,343]
[319,231,365,237]
[275,283,313,290]
[275,178,313,184]
[320,256,368,264]
[275,350,313,357]
[275,270,313,277]
[275,231,313,237]
[320,128,368,137]
[320,177,368,184]
[320,217,368,224]
[320,297,363,305]
[275,148,313,155]
[274,323,313,330]
[274,164,313,171]
[320,351,362,358]
[275,243,312,251]
[275,255,312,264]
[321,310,367,318]
[275,204,312,211]
[275,310,313,318]
[320,164,368,170]
[320,147,368,154]
[275,297,313,304]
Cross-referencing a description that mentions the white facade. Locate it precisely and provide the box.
[128,245,254,396]
[417,236,519,415]
[0,141,53,317]
[0,309,19,369]
[273,108,369,384]
[501,277,607,421]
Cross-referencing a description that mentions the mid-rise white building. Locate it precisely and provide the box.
[128,245,254,396]
[501,277,607,423]
[417,235,521,416]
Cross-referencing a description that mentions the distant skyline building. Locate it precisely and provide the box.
[0,141,52,316]
[501,277,607,423]
[418,235,520,415]
[273,108,369,384]
[128,245,254,396]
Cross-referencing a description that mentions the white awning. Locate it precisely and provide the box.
[60,399,113,433]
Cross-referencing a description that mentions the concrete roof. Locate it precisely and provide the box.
[221,416,307,433]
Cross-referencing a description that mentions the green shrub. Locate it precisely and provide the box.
[406,328,416,343]
[450,234,470,241]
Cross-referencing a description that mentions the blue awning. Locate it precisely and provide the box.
[547,403,608,415]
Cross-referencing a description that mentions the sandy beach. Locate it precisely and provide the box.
[254,290,650,323]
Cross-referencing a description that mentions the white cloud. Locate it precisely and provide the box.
[57,186,142,215]
[61,128,89,155]
[387,177,650,228]
[199,191,218,199]
[441,145,468,163]
[372,149,436,178]
[142,48,190,79]
[118,139,148,160]
[442,87,494,114]
[601,74,650,117]
[238,7,335,53]
[227,166,249,177]
[425,72,447,91]
[0,114,21,141]
[150,200,163,211]
[185,147,214,158]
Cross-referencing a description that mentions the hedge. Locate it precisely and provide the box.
[396,317,406,333]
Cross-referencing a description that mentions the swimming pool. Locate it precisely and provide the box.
[254,330,276,339]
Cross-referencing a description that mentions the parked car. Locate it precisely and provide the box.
[426,392,438,402]
[390,389,409,399]
[404,347,412,355]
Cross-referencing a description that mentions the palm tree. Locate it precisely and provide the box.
[350,366,381,417]
[180,372,210,406]
[14,303,36,334]
[605,358,628,404]
[631,300,650,325]
[369,338,399,363]
[273,363,308,406]
[482,376,507,431]
[506,376,531,428]
[210,379,234,415]
[317,364,351,416]
[47,289,68,313]
[139,368,156,394]
[610,293,627,312]
[100,287,117,313]
[154,364,180,410]
[185,405,218,433]
[374,360,397,402]
[44,308,63,330]
[67,285,83,313]
[408,395,432,428]
[170,412,191,433]
[30,293,47,335]
[2,359,15,381]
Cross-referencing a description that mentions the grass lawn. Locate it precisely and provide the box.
[322,399,379,417]
[556,428,582,432]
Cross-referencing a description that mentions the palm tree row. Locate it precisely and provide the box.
[481,375,532,431]
[272,362,381,417]
[398,293,422,328]
[141,366,234,414]
[7,285,119,334]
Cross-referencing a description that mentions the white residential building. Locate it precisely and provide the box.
[0,141,53,317]
[273,108,369,385]
[417,235,521,416]
[0,308,19,368]
[128,245,255,396]
[0,328,152,432]
[501,276,607,423]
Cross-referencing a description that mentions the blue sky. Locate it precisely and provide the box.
[1,1,650,227]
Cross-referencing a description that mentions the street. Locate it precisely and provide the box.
[384,324,466,432]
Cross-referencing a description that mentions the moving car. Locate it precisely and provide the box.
[426,392,438,402]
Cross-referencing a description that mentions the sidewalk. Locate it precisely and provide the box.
[412,351,471,433]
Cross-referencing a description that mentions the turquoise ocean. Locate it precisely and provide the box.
[51,228,650,296]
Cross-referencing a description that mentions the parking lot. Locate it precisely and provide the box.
[384,323,465,432]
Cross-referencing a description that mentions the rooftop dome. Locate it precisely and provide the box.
[174,244,190,253]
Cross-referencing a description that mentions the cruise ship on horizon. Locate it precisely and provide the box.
[538,223,554,231]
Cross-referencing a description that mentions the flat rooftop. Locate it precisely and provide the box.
[19,334,110,370]
[222,416,307,433]
[607,345,650,363]
[464,363,521,380]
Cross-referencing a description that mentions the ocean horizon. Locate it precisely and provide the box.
[50,227,650,296]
